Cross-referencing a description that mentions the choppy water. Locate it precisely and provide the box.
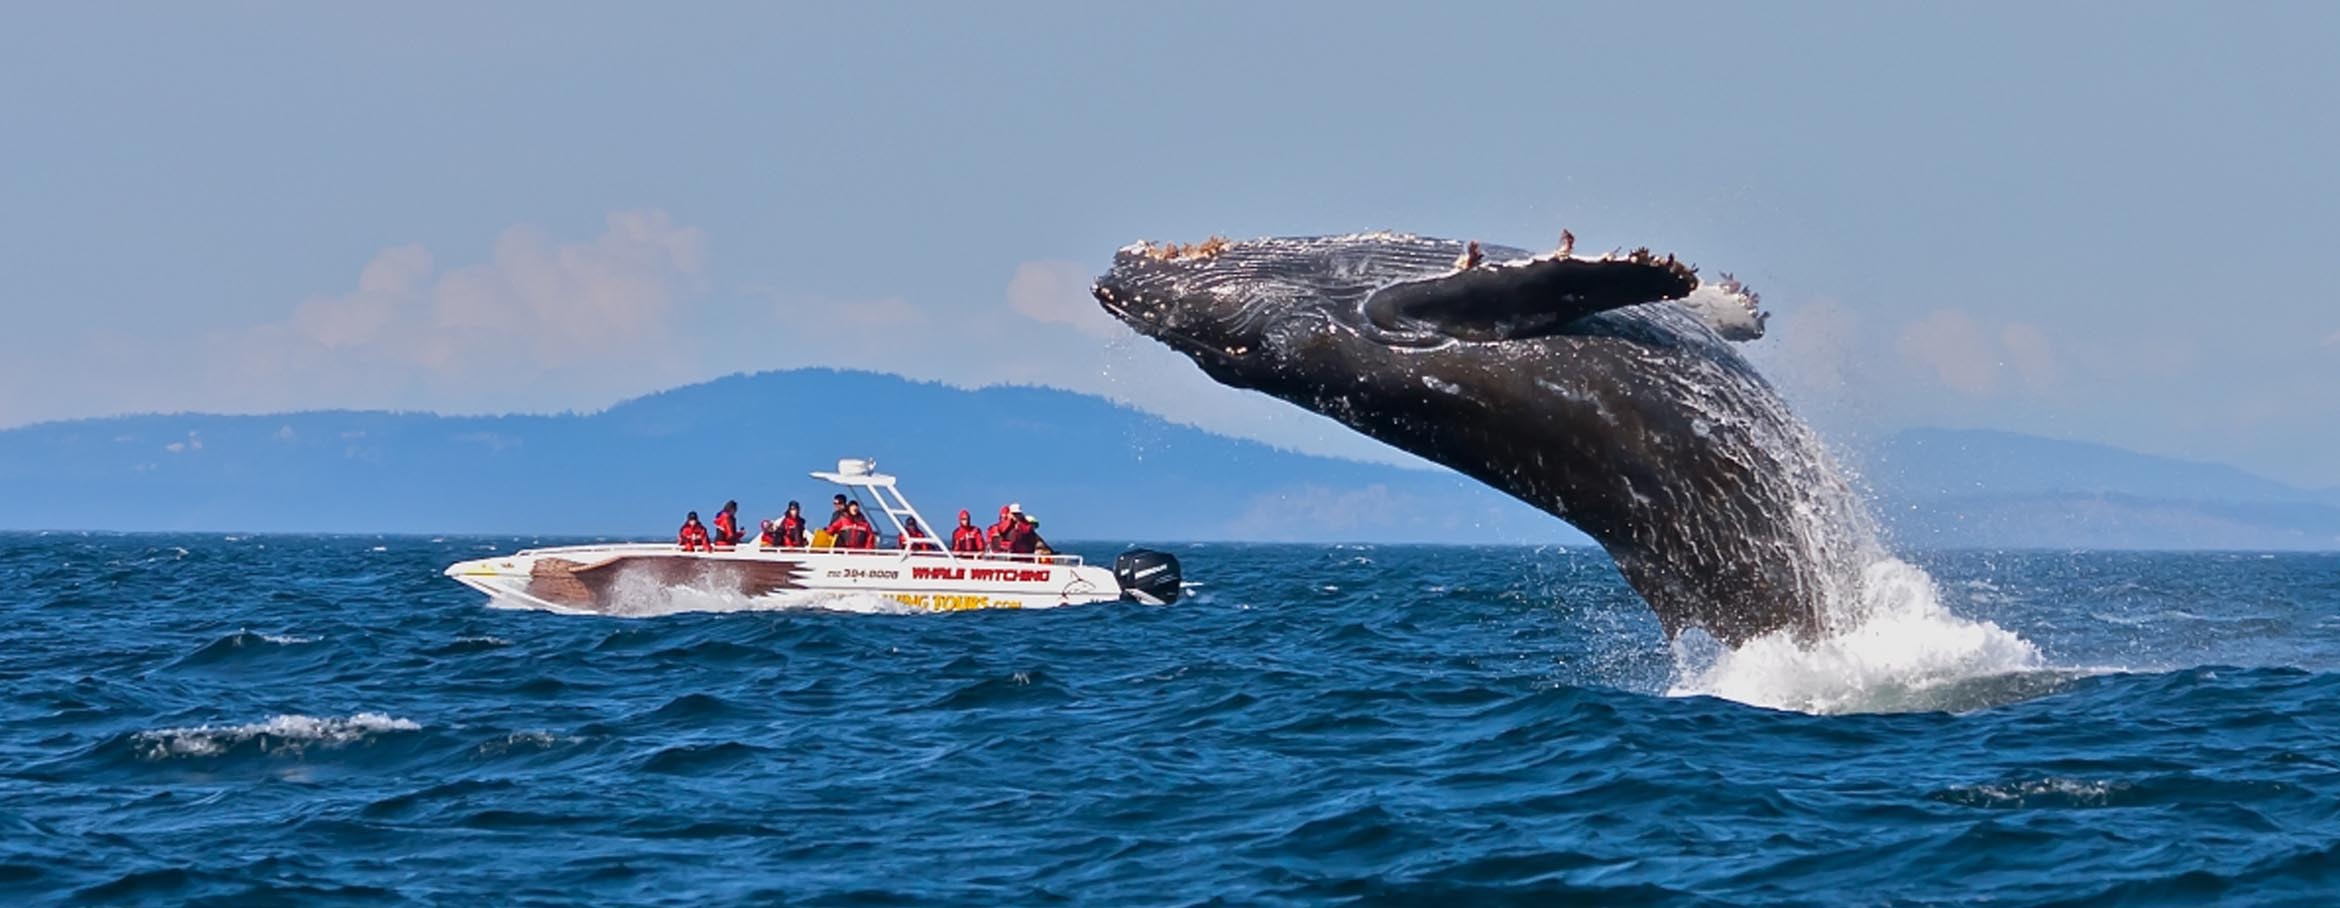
[4,534,2339,905]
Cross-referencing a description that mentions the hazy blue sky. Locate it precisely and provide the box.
[5,3,2338,484]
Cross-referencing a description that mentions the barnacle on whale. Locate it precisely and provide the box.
[1138,236,1232,262]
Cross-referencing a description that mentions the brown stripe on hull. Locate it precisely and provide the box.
[526,556,807,609]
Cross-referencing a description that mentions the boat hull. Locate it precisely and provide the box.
[444,544,1123,615]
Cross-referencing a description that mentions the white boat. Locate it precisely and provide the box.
[442,459,1183,614]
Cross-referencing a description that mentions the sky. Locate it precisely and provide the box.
[4,3,2339,486]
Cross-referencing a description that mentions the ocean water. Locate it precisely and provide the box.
[4,534,2339,906]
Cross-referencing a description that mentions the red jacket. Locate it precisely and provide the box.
[826,514,877,549]
[778,514,807,547]
[1006,522,1038,555]
[713,511,741,546]
[987,518,1018,551]
[677,521,712,551]
[950,524,986,553]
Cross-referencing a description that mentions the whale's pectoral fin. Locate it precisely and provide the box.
[1680,275,1768,342]
[1362,254,1700,342]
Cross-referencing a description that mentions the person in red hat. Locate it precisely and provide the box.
[950,509,987,553]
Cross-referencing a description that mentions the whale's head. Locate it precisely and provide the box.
[1089,237,1287,388]
[1093,233,1761,394]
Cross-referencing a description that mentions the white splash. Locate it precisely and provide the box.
[1668,558,2043,714]
[134,712,421,759]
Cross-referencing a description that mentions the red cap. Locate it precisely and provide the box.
[999,505,1011,517]
[959,509,971,520]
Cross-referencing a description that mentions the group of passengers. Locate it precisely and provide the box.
[675,497,1050,557]
[956,503,1051,556]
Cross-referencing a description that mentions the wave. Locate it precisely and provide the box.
[131,713,421,760]
[164,630,326,670]
[422,635,510,656]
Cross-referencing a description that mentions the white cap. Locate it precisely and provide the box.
[1008,502,1023,514]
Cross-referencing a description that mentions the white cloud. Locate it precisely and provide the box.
[0,210,711,425]
[1006,260,1120,338]
[0,229,1417,470]
[2000,322,2058,388]
[1897,308,1999,394]
[271,210,705,379]
[1890,309,2062,396]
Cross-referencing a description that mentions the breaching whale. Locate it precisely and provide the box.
[1093,233,1871,646]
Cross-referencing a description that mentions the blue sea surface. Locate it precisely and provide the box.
[3,535,2339,905]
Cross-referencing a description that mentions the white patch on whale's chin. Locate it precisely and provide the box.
[1665,558,2045,715]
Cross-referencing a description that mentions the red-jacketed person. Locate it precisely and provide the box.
[713,500,743,546]
[677,511,714,552]
[826,500,878,550]
[777,501,808,548]
[950,509,986,554]
[1005,513,1039,556]
[987,504,1021,552]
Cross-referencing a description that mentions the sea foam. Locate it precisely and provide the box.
[133,712,421,759]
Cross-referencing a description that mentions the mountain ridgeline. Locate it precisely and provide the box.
[1865,428,2340,550]
[2,370,2336,549]
[0,370,1564,542]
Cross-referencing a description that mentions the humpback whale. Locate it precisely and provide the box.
[1094,233,1873,646]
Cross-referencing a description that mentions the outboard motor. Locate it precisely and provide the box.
[1112,549,1183,605]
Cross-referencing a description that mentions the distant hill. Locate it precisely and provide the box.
[8,371,2336,550]
[1864,428,2340,550]
[0,369,1573,543]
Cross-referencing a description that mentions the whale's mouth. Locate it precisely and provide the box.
[1093,275,1255,371]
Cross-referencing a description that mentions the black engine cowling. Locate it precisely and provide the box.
[1112,549,1183,605]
